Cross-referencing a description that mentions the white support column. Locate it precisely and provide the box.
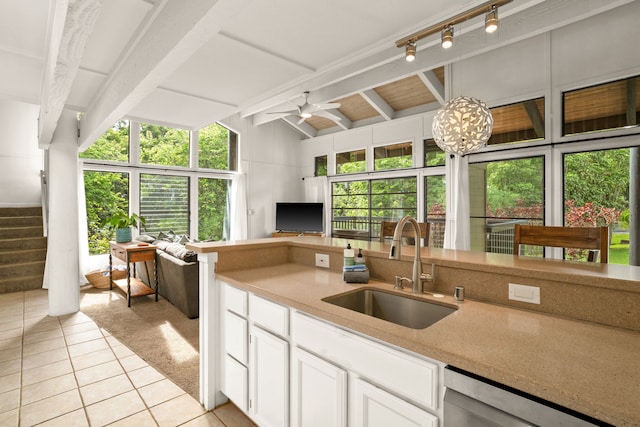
[198,251,226,410]
[46,110,80,316]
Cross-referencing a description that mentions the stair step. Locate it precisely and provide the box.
[0,226,44,239]
[0,207,42,217]
[0,248,47,265]
[0,237,47,251]
[0,216,43,227]
[0,275,44,293]
[0,261,45,279]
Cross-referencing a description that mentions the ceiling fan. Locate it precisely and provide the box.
[269,91,342,125]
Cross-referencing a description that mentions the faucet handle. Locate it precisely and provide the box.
[394,275,411,290]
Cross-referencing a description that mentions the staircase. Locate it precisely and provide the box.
[0,207,47,293]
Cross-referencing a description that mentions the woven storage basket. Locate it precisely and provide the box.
[85,269,127,289]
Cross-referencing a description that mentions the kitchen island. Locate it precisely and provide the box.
[187,236,640,426]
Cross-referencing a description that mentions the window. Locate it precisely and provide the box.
[79,120,129,162]
[140,123,190,167]
[315,155,328,176]
[564,148,630,264]
[336,149,366,174]
[199,123,238,171]
[424,139,446,167]
[425,175,446,248]
[332,180,369,239]
[373,142,412,170]
[83,171,129,255]
[198,177,230,241]
[488,97,545,145]
[469,157,544,254]
[140,174,189,235]
[331,177,417,241]
[563,76,639,136]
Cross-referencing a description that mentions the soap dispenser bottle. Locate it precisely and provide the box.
[344,243,355,266]
[355,248,366,265]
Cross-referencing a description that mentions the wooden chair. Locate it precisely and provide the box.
[379,221,430,247]
[513,224,609,263]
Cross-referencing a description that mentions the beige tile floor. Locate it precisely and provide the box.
[0,289,250,427]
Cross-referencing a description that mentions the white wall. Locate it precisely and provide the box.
[222,114,303,238]
[0,98,43,207]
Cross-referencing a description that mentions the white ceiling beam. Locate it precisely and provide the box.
[418,70,445,105]
[361,89,394,121]
[330,110,352,130]
[38,0,103,148]
[282,116,317,139]
[78,0,253,150]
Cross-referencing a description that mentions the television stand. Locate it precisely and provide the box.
[272,231,324,238]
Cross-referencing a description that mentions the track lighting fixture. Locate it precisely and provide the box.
[485,6,498,33]
[405,41,416,62]
[441,26,453,49]
[395,0,511,59]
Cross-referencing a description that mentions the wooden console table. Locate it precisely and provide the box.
[109,241,158,307]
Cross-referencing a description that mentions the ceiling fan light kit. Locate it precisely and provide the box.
[269,91,342,124]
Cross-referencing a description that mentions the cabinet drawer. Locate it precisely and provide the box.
[249,294,289,337]
[110,246,126,262]
[224,284,248,317]
[223,354,248,412]
[293,311,440,411]
[225,311,248,364]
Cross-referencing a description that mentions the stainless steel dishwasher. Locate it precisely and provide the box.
[443,366,613,427]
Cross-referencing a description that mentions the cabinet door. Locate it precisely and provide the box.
[225,311,248,364]
[352,378,438,427]
[223,354,248,412]
[250,325,289,427]
[291,347,347,427]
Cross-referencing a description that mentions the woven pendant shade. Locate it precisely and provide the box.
[432,96,493,156]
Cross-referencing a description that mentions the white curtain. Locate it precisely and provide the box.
[444,155,471,250]
[77,158,90,284]
[229,173,248,241]
[303,176,330,234]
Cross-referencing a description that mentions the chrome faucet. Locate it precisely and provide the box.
[388,215,431,293]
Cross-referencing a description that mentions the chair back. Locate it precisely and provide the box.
[513,224,608,263]
[379,221,430,247]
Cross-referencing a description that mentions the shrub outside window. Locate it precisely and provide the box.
[373,142,412,170]
[336,149,366,174]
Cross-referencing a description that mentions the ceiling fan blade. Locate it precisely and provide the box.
[297,116,307,125]
[313,110,342,122]
[267,109,299,115]
[313,102,341,109]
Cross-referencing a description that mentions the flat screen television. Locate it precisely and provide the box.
[275,202,324,233]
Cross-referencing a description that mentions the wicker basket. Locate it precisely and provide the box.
[85,269,127,289]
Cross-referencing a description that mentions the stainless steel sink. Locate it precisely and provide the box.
[322,287,456,329]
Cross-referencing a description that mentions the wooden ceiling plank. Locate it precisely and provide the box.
[361,89,394,121]
[78,0,252,150]
[39,0,103,148]
[419,70,445,105]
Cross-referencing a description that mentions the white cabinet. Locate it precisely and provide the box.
[291,347,347,427]
[250,325,289,427]
[352,378,438,427]
[221,283,290,426]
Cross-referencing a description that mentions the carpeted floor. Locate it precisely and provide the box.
[79,284,200,400]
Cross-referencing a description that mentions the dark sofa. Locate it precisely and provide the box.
[135,234,199,318]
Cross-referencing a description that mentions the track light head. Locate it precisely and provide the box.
[485,6,498,33]
[405,41,416,62]
[441,26,454,49]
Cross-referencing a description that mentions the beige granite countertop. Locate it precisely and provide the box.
[215,262,640,427]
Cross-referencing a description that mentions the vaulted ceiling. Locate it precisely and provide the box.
[0,0,633,149]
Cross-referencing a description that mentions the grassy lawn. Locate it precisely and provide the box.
[609,233,629,265]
